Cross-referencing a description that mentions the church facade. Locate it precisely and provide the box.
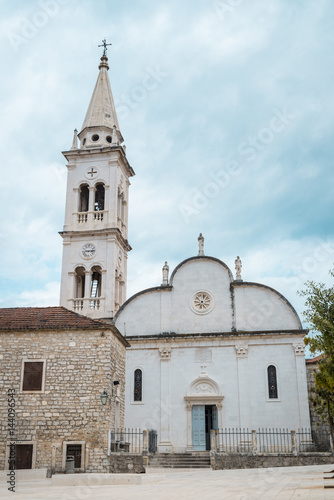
[114,251,310,452]
[56,47,312,453]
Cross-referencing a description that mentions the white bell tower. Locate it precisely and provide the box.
[59,43,135,318]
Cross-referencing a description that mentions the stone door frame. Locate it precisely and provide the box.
[184,373,224,451]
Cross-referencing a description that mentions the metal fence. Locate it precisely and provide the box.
[216,428,331,454]
[217,428,253,453]
[109,429,158,454]
[110,428,143,453]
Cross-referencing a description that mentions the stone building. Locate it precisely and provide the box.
[0,307,128,473]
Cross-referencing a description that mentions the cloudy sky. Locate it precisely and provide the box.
[1,0,333,331]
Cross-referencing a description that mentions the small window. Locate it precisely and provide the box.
[66,444,82,468]
[134,369,142,402]
[22,362,44,391]
[268,365,278,399]
[106,136,112,143]
[91,134,99,142]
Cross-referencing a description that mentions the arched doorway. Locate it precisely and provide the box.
[184,371,224,451]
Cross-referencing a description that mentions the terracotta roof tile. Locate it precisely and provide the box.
[0,306,109,331]
[305,353,325,364]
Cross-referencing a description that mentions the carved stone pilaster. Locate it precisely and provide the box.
[293,344,305,356]
[235,345,248,358]
[159,347,171,359]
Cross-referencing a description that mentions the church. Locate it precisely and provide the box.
[0,44,313,473]
[57,46,311,452]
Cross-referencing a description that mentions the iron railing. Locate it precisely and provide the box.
[110,428,143,453]
[216,428,331,454]
[217,428,253,453]
[109,428,158,453]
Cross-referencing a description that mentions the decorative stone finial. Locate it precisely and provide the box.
[71,129,78,150]
[198,233,204,256]
[98,54,109,71]
[111,125,118,145]
[235,256,242,281]
[162,261,169,286]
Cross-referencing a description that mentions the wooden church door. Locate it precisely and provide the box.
[192,405,206,451]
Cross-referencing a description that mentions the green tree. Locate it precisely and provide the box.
[299,270,334,447]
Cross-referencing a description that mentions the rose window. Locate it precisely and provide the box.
[190,290,215,315]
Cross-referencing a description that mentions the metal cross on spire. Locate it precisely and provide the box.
[98,38,112,56]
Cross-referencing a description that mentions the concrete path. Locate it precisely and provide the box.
[1,465,334,499]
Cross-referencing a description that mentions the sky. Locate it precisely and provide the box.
[0,0,333,335]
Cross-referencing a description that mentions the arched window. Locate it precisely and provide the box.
[74,267,86,298]
[134,369,142,402]
[268,365,278,399]
[90,266,102,298]
[79,185,89,212]
[94,183,105,211]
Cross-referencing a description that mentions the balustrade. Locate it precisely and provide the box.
[75,211,107,224]
[72,297,104,313]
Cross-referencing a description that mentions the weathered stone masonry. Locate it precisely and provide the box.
[0,307,129,473]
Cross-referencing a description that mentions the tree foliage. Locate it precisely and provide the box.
[299,270,334,356]
[299,270,334,446]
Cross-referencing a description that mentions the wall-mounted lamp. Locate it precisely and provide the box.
[100,390,108,406]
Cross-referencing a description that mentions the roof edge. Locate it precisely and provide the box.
[169,256,234,284]
[232,281,303,329]
[112,286,173,323]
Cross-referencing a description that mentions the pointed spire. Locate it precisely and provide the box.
[79,49,123,144]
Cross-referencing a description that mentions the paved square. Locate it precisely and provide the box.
[1,465,334,500]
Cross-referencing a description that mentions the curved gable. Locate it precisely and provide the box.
[233,282,302,331]
[115,256,235,336]
[114,257,303,337]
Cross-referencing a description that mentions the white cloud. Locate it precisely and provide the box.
[0,0,333,318]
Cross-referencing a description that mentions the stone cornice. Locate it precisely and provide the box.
[59,227,132,252]
[62,146,135,177]
[125,329,308,341]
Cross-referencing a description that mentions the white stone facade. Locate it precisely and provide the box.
[114,256,311,452]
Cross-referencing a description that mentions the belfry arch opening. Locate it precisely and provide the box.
[90,266,102,299]
[74,266,86,298]
[94,184,105,211]
[79,184,89,212]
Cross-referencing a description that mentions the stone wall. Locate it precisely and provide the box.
[0,328,126,473]
[108,453,146,473]
[306,362,331,451]
[212,453,334,470]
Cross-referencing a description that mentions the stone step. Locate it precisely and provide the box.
[149,453,211,469]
